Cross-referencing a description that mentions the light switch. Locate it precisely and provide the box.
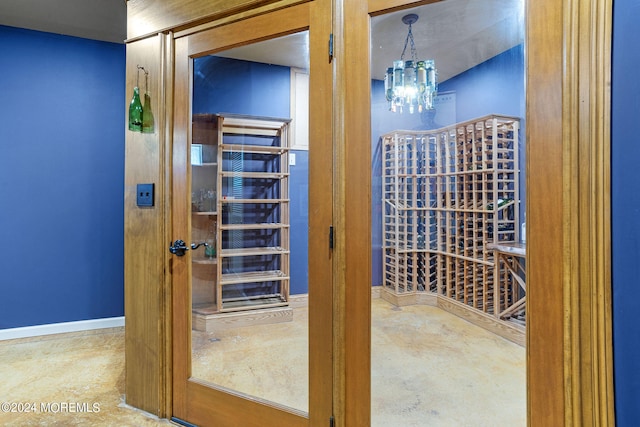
[136,183,155,207]
[290,153,296,166]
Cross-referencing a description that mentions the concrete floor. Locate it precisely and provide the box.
[370,299,526,426]
[0,298,525,426]
[0,328,171,426]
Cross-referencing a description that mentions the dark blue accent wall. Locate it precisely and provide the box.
[0,26,125,329]
[438,44,525,123]
[193,56,309,295]
[289,150,309,295]
[193,57,291,118]
[611,0,640,425]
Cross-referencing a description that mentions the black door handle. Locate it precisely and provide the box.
[169,239,188,256]
[169,240,209,256]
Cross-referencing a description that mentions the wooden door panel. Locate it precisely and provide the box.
[186,381,307,427]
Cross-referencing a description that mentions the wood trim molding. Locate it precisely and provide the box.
[527,0,614,424]
[127,0,307,41]
[564,0,615,424]
[185,2,310,57]
[334,0,373,425]
[161,30,174,419]
[172,0,311,39]
[124,33,169,417]
[307,0,335,425]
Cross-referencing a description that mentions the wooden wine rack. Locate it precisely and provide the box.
[381,115,525,343]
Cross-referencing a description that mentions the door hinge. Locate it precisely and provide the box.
[329,226,334,250]
[328,33,334,63]
[330,415,335,427]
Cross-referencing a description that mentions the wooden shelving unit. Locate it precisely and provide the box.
[382,114,524,343]
[190,115,219,317]
[191,113,292,331]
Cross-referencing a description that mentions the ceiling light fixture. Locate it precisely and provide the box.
[384,14,438,114]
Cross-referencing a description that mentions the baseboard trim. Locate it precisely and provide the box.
[0,316,125,341]
[378,286,525,346]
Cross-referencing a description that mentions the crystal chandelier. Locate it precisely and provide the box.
[384,14,438,114]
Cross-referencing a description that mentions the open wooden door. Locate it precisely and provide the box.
[333,0,615,425]
[169,2,334,426]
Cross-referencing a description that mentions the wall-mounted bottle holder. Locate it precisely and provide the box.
[128,65,154,133]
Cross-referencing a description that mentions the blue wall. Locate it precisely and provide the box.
[371,45,526,286]
[611,0,640,425]
[193,56,309,295]
[438,44,525,123]
[0,26,125,329]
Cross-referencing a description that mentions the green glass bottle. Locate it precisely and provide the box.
[142,92,154,133]
[128,87,143,132]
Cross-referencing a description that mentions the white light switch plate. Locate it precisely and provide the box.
[289,153,296,166]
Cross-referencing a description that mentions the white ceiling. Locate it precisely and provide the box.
[0,0,523,82]
[370,0,524,81]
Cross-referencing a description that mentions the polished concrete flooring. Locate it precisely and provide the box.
[0,298,525,426]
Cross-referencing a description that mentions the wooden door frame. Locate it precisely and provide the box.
[334,0,615,426]
[526,0,614,424]
[168,3,334,426]
[125,0,615,424]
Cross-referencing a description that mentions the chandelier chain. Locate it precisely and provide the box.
[400,24,419,63]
